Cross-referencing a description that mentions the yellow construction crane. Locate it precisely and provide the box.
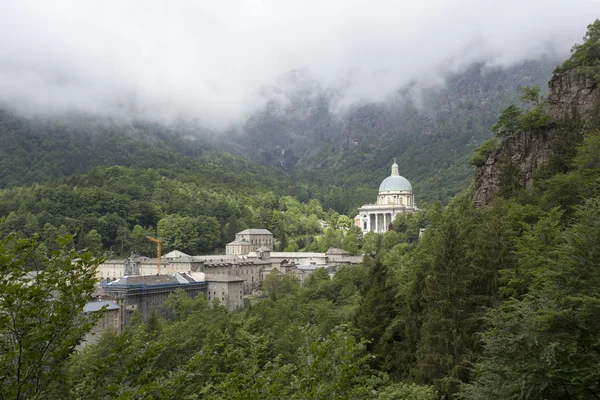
[146,236,162,275]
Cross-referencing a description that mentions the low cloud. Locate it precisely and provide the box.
[0,0,595,129]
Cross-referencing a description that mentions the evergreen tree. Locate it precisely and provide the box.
[355,259,398,356]
[412,212,472,395]
[463,199,600,399]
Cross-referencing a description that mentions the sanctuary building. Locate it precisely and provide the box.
[355,159,417,233]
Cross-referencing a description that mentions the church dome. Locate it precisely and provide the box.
[379,175,412,192]
[379,158,412,192]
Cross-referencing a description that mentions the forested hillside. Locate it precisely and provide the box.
[1,18,599,400]
[0,111,372,255]
[0,57,559,210]
[218,58,559,205]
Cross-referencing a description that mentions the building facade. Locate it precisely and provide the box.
[103,273,208,328]
[226,229,273,255]
[205,275,245,310]
[81,300,120,346]
[355,159,417,233]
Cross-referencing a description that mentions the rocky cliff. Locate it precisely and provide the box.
[473,69,599,207]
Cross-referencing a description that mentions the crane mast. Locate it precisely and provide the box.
[146,236,162,275]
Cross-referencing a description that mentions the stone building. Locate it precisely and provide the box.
[103,273,208,328]
[97,251,201,282]
[226,229,273,255]
[279,262,331,286]
[355,159,417,233]
[192,255,269,293]
[81,300,120,345]
[205,274,245,310]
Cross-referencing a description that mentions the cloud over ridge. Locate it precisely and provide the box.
[0,0,595,128]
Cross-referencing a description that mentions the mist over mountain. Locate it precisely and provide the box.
[213,57,561,204]
[0,1,595,128]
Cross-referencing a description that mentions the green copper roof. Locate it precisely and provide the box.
[379,175,412,192]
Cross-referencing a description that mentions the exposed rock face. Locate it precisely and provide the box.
[473,70,599,207]
[547,70,599,118]
[473,129,554,207]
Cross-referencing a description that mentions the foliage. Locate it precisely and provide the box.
[463,199,600,399]
[554,19,600,78]
[520,85,542,106]
[491,105,522,138]
[376,383,436,400]
[468,138,499,167]
[519,104,554,131]
[0,234,101,400]
[262,270,300,301]
[3,20,600,400]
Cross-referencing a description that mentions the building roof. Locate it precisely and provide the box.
[84,300,119,313]
[248,251,327,258]
[237,229,273,235]
[379,175,412,192]
[92,285,108,299]
[107,272,204,287]
[205,274,245,282]
[226,239,252,245]
[193,255,239,262]
[296,264,329,271]
[164,250,190,259]
[109,275,181,285]
[325,247,350,255]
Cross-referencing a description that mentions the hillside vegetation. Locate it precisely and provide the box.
[1,19,600,400]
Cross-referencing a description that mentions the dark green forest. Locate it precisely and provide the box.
[1,19,600,400]
[0,115,376,255]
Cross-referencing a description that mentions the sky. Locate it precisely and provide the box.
[0,0,596,129]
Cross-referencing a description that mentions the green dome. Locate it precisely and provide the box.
[379,175,412,192]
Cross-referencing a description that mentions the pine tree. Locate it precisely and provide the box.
[354,259,398,360]
[412,213,473,395]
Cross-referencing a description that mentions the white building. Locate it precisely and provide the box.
[355,159,417,233]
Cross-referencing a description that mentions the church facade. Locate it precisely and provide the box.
[355,159,417,233]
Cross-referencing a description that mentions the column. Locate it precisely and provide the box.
[375,213,379,233]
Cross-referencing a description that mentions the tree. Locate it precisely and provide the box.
[128,224,155,256]
[157,215,200,254]
[463,199,600,399]
[116,225,130,256]
[520,85,542,107]
[491,105,522,138]
[377,383,436,400]
[555,19,600,76]
[263,270,299,301]
[0,234,102,399]
[336,215,353,229]
[355,260,397,354]
[341,227,360,255]
[413,213,473,395]
[323,227,342,250]
[81,229,104,256]
[362,232,382,256]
